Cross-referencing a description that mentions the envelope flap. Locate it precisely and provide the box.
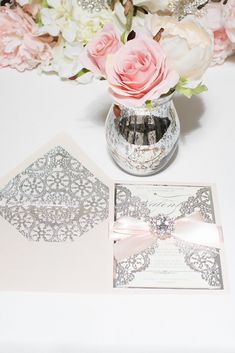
[0,133,112,242]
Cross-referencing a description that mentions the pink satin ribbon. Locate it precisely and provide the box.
[112,212,223,263]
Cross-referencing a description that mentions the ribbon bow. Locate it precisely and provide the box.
[112,212,223,263]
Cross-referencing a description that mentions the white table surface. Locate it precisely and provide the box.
[0,58,235,353]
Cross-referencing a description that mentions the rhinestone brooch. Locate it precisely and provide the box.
[150,214,175,240]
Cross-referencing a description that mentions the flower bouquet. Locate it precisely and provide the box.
[0,0,233,174]
[77,2,214,174]
[1,0,234,77]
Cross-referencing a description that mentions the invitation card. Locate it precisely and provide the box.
[112,183,225,290]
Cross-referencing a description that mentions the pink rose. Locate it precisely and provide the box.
[200,3,234,65]
[80,23,121,77]
[224,0,235,43]
[213,28,234,65]
[106,37,179,107]
[0,6,51,72]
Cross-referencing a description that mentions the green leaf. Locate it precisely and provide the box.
[76,68,90,78]
[120,31,126,44]
[178,76,187,85]
[41,0,48,8]
[192,83,208,95]
[145,100,151,109]
[176,86,193,98]
[175,78,208,99]
[35,12,42,26]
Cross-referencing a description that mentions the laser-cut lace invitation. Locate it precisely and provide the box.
[112,184,225,290]
[0,136,226,292]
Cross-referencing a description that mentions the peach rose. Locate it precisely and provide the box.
[0,6,51,72]
[80,23,121,77]
[106,38,179,107]
[224,0,235,43]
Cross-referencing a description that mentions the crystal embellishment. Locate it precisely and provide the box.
[150,214,174,239]
[168,0,208,20]
[77,0,107,12]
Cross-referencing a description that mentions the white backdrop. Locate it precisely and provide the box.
[0,57,235,352]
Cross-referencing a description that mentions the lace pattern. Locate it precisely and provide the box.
[115,185,150,222]
[114,241,158,287]
[175,238,223,288]
[180,187,215,223]
[0,146,109,241]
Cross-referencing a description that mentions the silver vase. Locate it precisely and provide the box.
[105,94,180,176]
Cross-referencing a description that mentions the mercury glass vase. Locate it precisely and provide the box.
[105,93,180,176]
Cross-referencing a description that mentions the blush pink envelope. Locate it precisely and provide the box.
[0,134,114,293]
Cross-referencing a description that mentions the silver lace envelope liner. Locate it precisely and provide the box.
[113,183,226,290]
[0,135,113,292]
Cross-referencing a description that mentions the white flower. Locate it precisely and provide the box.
[147,14,213,80]
[73,7,113,44]
[39,0,113,44]
[40,0,78,42]
[40,37,92,82]
[133,0,170,13]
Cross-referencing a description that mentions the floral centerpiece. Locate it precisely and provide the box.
[0,0,233,174]
[1,0,234,79]
[81,18,211,174]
